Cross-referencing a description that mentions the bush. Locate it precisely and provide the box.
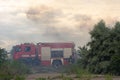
[0,48,7,66]
[0,60,30,80]
[105,74,113,80]
[15,76,25,80]
[65,64,92,80]
[61,74,73,80]
[35,77,46,80]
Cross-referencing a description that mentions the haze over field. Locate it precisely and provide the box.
[0,0,120,50]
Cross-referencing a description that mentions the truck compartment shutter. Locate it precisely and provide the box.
[41,47,50,60]
[64,48,72,58]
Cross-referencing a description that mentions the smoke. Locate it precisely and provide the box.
[73,14,91,21]
[0,0,120,50]
[26,5,62,24]
[24,5,94,48]
[0,39,17,50]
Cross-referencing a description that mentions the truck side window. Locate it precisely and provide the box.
[51,50,63,58]
[25,46,31,52]
[15,47,21,52]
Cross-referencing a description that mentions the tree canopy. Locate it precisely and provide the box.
[78,20,120,75]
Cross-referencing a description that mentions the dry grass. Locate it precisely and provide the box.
[26,73,120,80]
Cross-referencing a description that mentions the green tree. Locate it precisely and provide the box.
[77,46,89,69]
[78,20,120,75]
[109,22,120,75]
[87,20,111,73]
[0,48,7,65]
[0,48,30,79]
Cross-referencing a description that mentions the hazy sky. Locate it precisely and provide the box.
[0,0,120,50]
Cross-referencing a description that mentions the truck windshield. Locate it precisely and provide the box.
[15,47,21,52]
[24,46,31,52]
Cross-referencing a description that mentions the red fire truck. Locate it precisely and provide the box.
[12,42,75,66]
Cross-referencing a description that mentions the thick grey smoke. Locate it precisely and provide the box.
[26,5,62,24]
[25,5,93,48]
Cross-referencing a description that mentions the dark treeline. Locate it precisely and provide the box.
[78,20,120,75]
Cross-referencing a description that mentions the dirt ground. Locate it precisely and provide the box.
[26,73,120,80]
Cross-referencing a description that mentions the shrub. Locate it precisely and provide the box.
[0,61,30,80]
[35,77,46,80]
[15,76,25,80]
[61,74,73,80]
[105,74,113,80]
[65,64,93,80]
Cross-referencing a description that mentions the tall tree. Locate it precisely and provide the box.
[87,20,110,73]
[109,22,120,75]
[78,20,120,75]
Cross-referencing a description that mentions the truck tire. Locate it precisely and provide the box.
[52,60,62,68]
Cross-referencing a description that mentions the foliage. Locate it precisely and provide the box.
[105,74,113,80]
[65,64,92,80]
[35,77,46,80]
[77,46,89,69]
[0,48,7,65]
[0,48,29,80]
[15,76,25,80]
[78,20,120,75]
[61,74,73,80]
[0,61,30,80]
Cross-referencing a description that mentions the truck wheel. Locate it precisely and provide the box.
[52,60,62,68]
